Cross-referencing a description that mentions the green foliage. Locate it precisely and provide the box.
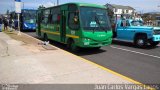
[38,5,45,10]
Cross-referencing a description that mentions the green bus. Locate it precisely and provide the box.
[36,3,113,51]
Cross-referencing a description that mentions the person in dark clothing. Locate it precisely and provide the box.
[9,19,12,27]
[0,18,2,24]
[3,18,8,31]
[0,18,2,31]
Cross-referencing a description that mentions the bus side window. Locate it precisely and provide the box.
[41,16,44,22]
[68,4,79,30]
[48,14,52,23]
[68,12,79,30]
[51,7,60,25]
[52,14,60,24]
[44,15,48,24]
[42,10,50,25]
[41,13,45,24]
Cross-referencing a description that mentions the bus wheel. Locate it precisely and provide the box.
[67,39,79,52]
[44,34,48,41]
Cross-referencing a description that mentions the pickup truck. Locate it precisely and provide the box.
[113,19,160,48]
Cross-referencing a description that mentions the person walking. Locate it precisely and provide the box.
[0,18,2,32]
[3,18,8,31]
[9,18,14,32]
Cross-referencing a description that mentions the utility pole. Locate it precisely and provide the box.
[23,2,24,9]
[15,0,22,35]
[57,0,59,5]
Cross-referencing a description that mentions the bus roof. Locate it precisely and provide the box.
[71,2,106,8]
[40,2,106,10]
[22,9,37,11]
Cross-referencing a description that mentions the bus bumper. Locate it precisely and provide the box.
[153,35,160,41]
[23,27,36,31]
[78,38,112,48]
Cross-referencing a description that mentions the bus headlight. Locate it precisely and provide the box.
[24,23,28,27]
[83,38,90,45]
[83,38,90,41]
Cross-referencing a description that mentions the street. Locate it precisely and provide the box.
[1,0,160,90]
[25,32,160,84]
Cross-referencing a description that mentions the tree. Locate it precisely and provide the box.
[38,5,45,10]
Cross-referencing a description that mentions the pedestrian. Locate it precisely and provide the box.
[0,18,2,32]
[9,18,14,32]
[12,19,14,29]
[3,18,8,31]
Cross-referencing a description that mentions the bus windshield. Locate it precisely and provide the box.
[80,7,111,31]
[23,10,36,23]
[131,20,144,26]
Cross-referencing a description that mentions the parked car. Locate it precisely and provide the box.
[113,19,160,48]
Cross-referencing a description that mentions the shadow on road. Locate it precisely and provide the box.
[24,32,159,56]
[49,40,106,56]
[74,48,106,56]
[112,40,159,50]
[20,30,36,32]
[24,32,107,56]
[112,40,134,47]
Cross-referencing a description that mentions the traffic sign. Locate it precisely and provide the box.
[15,0,21,13]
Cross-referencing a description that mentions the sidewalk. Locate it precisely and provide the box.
[0,31,134,84]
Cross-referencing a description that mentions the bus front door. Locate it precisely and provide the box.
[60,10,66,43]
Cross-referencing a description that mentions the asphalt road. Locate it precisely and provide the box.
[25,32,160,84]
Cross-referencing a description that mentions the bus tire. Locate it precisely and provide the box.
[43,33,48,41]
[150,41,159,47]
[94,47,101,50]
[67,39,79,52]
[134,35,147,48]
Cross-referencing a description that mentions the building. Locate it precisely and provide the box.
[106,4,135,15]
[156,16,160,26]
[105,4,136,23]
[141,13,160,26]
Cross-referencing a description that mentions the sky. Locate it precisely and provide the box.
[0,0,160,14]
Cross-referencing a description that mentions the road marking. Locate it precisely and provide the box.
[111,46,160,59]
[21,32,155,90]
